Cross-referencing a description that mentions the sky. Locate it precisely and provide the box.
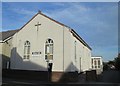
[1,2,118,61]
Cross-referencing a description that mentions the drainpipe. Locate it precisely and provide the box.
[74,41,77,72]
[80,57,81,72]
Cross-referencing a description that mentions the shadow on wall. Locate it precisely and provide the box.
[3,47,49,81]
[2,54,10,69]
[3,47,80,83]
[10,48,48,70]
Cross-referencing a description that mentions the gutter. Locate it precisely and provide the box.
[70,29,92,50]
[0,36,12,43]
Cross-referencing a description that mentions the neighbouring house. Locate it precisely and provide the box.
[0,30,19,69]
[0,11,92,81]
[91,56,103,74]
[0,52,1,85]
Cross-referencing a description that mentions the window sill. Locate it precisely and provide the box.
[23,59,30,61]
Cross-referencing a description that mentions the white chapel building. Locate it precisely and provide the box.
[0,11,92,74]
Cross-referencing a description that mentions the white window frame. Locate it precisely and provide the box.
[45,39,54,61]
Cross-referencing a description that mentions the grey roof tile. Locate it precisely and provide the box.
[0,29,19,41]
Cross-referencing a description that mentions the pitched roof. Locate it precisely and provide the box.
[19,11,67,30]
[1,11,92,50]
[0,29,19,41]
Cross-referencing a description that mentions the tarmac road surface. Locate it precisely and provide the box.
[2,78,120,86]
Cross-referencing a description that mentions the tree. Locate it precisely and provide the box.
[103,62,109,70]
[107,61,115,65]
[114,53,120,70]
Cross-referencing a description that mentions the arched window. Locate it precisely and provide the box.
[45,39,53,61]
[24,41,30,59]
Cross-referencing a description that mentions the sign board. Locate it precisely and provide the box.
[32,52,41,56]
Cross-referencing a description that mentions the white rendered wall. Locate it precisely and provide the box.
[10,13,91,73]
[11,14,64,72]
[70,34,91,72]
[63,27,74,72]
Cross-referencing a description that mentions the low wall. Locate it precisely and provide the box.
[3,69,79,83]
[2,69,49,81]
[51,71,79,82]
[86,70,97,82]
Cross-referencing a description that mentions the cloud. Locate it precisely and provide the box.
[11,8,36,15]
[43,3,118,46]
[43,3,118,61]
[2,2,118,61]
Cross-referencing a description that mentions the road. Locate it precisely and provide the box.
[98,70,120,83]
[2,70,120,86]
[2,77,120,86]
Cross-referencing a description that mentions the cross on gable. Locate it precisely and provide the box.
[35,22,41,31]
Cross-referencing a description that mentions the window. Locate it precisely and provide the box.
[94,60,97,65]
[92,65,94,68]
[98,65,100,68]
[24,41,30,59]
[45,39,53,61]
[98,60,100,68]
[92,59,93,64]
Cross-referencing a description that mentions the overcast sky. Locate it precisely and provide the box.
[2,2,118,61]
